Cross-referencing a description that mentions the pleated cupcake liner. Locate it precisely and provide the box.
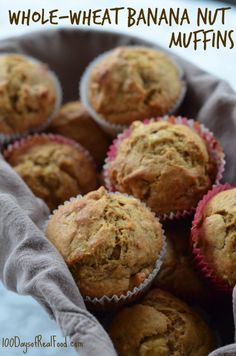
[45,190,167,311]
[0,53,63,145]
[79,46,186,137]
[3,133,96,171]
[104,115,225,221]
[191,183,236,295]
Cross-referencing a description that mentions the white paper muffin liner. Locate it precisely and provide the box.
[79,46,186,137]
[0,53,63,145]
[3,133,96,172]
[104,115,225,221]
[45,190,167,310]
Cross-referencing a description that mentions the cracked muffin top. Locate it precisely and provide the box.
[88,47,183,125]
[193,188,236,287]
[46,186,163,298]
[154,221,210,302]
[4,135,97,211]
[48,101,110,167]
[107,119,217,216]
[0,54,58,135]
[109,288,215,356]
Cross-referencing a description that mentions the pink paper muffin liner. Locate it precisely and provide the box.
[104,116,225,221]
[191,183,236,294]
[79,46,186,137]
[0,53,63,145]
[46,191,167,311]
[3,133,96,171]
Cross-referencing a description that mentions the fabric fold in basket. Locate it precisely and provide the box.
[0,28,236,355]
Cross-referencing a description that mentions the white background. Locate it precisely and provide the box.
[0,0,236,355]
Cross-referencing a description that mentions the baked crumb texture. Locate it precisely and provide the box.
[0,54,57,134]
[5,135,97,210]
[108,120,217,215]
[48,101,110,166]
[194,188,236,288]
[109,289,215,356]
[46,186,163,298]
[89,47,182,125]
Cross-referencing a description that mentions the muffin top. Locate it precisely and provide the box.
[48,101,109,166]
[194,188,236,287]
[109,288,215,356]
[154,221,209,301]
[46,186,163,298]
[0,54,57,134]
[88,47,183,125]
[107,119,217,215]
[4,135,97,211]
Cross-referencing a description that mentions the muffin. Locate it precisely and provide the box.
[109,288,215,356]
[154,220,210,302]
[105,118,221,217]
[48,101,110,166]
[191,184,236,291]
[0,54,60,137]
[4,134,97,211]
[46,187,164,301]
[84,46,184,126]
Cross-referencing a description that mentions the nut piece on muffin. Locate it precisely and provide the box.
[192,187,236,289]
[154,220,210,302]
[48,101,110,166]
[46,186,164,299]
[0,54,59,135]
[4,134,97,211]
[106,119,217,216]
[109,288,215,356]
[88,47,184,125]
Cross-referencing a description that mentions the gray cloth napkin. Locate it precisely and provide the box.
[0,29,236,355]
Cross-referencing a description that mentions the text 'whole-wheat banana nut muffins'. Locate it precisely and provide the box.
[109,288,215,356]
[105,117,224,219]
[80,46,185,132]
[0,54,61,141]
[191,184,236,292]
[46,187,165,306]
[47,101,110,167]
[3,134,97,211]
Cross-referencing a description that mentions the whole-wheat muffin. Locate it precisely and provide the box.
[46,186,163,298]
[0,54,59,135]
[154,221,210,302]
[192,187,236,288]
[88,47,183,125]
[4,134,97,211]
[107,119,217,216]
[48,101,110,166]
[109,288,215,356]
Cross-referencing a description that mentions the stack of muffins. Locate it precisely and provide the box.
[1,46,234,355]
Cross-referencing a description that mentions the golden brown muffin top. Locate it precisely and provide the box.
[195,188,236,287]
[48,101,110,166]
[88,47,182,125]
[46,186,163,298]
[108,120,217,215]
[4,135,97,211]
[109,288,215,356]
[0,54,57,134]
[155,221,209,300]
